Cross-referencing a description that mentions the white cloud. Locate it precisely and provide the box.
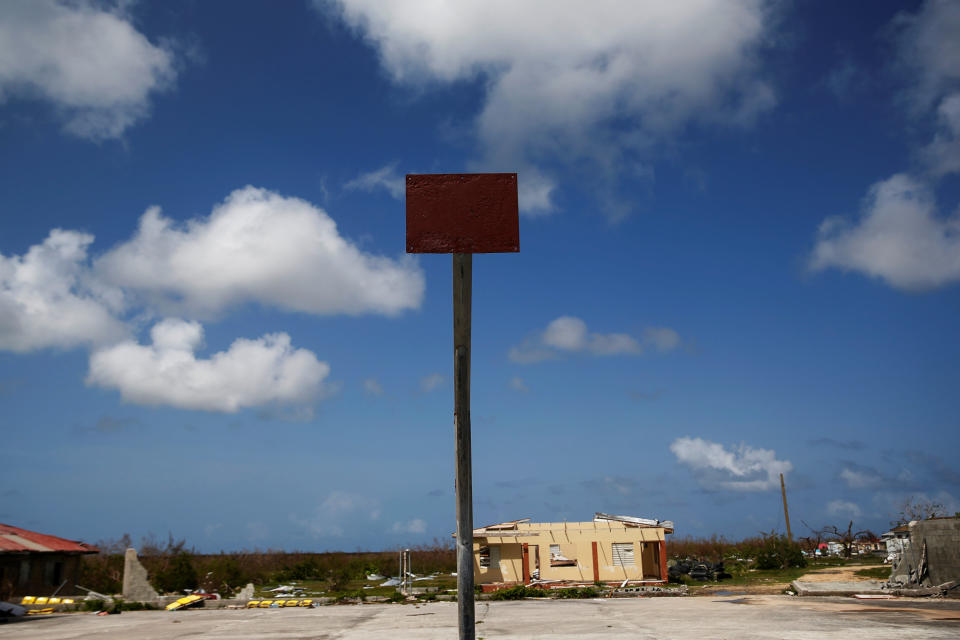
[542,316,588,351]
[96,186,424,317]
[420,373,445,392]
[363,378,384,396]
[295,490,381,537]
[810,3,960,291]
[923,92,960,177]
[344,163,405,199]
[642,327,682,352]
[826,500,862,519]
[0,0,178,139]
[87,318,329,412]
[0,229,127,352]
[509,376,529,392]
[510,316,680,363]
[809,174,960,291]
[839,466,884,490]
[391,518,427,535]
[893,0,960,112]
[325,0,775,217]
[892,1,960,178]
[670,436,792,491]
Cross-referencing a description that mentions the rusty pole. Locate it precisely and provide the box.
[453,253,474,640]
[780,472,792,541]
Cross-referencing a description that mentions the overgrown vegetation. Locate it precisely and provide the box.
[668,531,805,574]
[487,585,598,600]
[79,534,456,596]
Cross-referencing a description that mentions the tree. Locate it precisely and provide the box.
[812,521,875,558]
[890,497,945,527]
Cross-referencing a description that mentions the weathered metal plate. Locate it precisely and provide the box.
[406,173,519,253]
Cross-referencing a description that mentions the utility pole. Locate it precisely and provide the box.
[406,173,519,640]
[780,472,792,541]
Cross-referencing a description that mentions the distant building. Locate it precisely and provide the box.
[470,513,673,591]
[0,523,99,599]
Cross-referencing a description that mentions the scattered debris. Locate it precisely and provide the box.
[165,595,206,611]
[668,559,731,582]
[246,599,316,608]
[0,601,26,618]
[234,583,255,600]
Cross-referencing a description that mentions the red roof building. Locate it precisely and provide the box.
[0,524,98,600]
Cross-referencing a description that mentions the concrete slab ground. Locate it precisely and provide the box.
[2,596,959,639]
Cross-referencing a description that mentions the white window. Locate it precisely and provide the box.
[612,543,635,567]
[549,543,577,566]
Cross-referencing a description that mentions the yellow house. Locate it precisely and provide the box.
[472,513,673,590]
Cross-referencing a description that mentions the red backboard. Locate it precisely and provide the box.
[406,173,519,254]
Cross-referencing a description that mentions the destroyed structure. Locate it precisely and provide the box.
[884,517,960,593]
[470,513,673,591]
[0,523,98,599]
[122,548,160,602]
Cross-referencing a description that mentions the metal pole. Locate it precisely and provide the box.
[780,473,792,542]
[453,253,474,640]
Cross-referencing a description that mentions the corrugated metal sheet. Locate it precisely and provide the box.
[0,523,98,554]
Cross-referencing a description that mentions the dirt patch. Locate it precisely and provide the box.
[797,565,887,583]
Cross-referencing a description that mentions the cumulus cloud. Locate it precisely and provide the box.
[839,464,886,490]
[391,519,426,535]
[670,436,792,491]
[826,499,862,519]
[0,229,127,352]
[893,0,960,177]
[87,318,329,413]
[892,0,960,112]
[96,186,424,317]
[0,0,178,139]
[810,3,960,291]
[344,163,405,199]
[510,316,680,363]
[809,174,960,291]
[324,0,775,217]
[295,490,381,537]
[923,92,960,177]
[420,373,444,392]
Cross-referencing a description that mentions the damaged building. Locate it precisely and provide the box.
[0,523,98,600]
[471,513,673,591]
[884,516,960,593]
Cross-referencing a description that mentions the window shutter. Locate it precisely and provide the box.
[612,543,635,567]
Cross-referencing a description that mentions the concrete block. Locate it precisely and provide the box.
[122,548,159,602]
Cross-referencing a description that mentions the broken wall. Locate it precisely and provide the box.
[122,548,160,601]
[912,518,960,585]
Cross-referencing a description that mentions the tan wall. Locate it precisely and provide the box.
[474,521,665,585]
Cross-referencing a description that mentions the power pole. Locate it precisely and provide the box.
[406,173,519,640]
[780,472,792,541]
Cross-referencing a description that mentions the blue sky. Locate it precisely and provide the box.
[2,0,959,552]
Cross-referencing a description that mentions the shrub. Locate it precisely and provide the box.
[754,534,806,570]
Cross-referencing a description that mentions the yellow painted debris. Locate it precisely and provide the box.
[165,594,205,611]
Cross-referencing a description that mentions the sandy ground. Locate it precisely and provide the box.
[695,563,888,595]
[2,596,957,639]
[794,563,887,583]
